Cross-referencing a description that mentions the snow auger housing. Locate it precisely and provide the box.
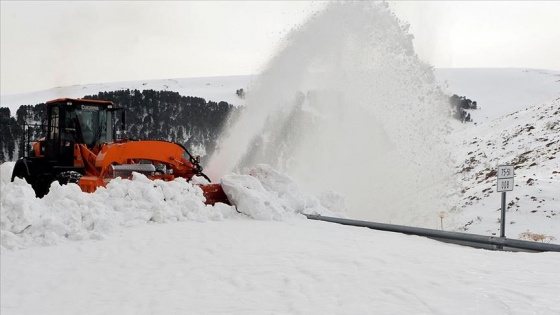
[11,98,229,205]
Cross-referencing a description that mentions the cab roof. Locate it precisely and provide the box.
[46,98,114,105]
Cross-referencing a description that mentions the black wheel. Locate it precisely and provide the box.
[56,171,83,185]
[33,176,52,198]
[11,159,33,186]
[12,166,28,183]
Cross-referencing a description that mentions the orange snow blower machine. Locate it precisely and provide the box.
[11,98,229,205]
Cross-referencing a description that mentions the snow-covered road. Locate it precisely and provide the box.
[2,219,559,315]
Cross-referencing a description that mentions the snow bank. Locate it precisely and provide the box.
[221,164,344,220]
[1,162,342,250]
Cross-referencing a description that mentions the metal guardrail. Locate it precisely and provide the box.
[304,214,560,253]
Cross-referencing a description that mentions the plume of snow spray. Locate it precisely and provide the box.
[208,2,453,226]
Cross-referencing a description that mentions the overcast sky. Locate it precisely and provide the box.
[1,1,559,95]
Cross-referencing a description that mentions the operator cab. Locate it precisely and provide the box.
[44,98,120,165]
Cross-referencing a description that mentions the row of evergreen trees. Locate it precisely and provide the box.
[85,89,237,159]
[0,108,19,161]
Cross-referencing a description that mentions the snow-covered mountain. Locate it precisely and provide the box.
[2,68,558,119]
[0,75,253,115]
[435,68,560,123]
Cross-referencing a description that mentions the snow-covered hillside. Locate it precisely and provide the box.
[3,68,559,119]
[446,95,560,242]
[0,75,254,114]
[435,68,560,123]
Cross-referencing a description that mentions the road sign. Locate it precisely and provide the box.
[496,165,514,238]
[497,165,514,180]
[497,165,514,192]
[497,178,514,192]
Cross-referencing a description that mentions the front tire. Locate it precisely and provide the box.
[11,159,48,198]
[11,159,32,185]
[56,171,82,185]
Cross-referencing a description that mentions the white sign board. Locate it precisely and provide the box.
[497,178,514,192]
[497,165,514,179]
[497,165,514,192]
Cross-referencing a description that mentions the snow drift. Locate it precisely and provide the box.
[0,162,343,251]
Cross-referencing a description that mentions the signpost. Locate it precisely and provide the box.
[497,165,514,238]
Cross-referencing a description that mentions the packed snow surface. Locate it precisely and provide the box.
[2,214,560,314]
